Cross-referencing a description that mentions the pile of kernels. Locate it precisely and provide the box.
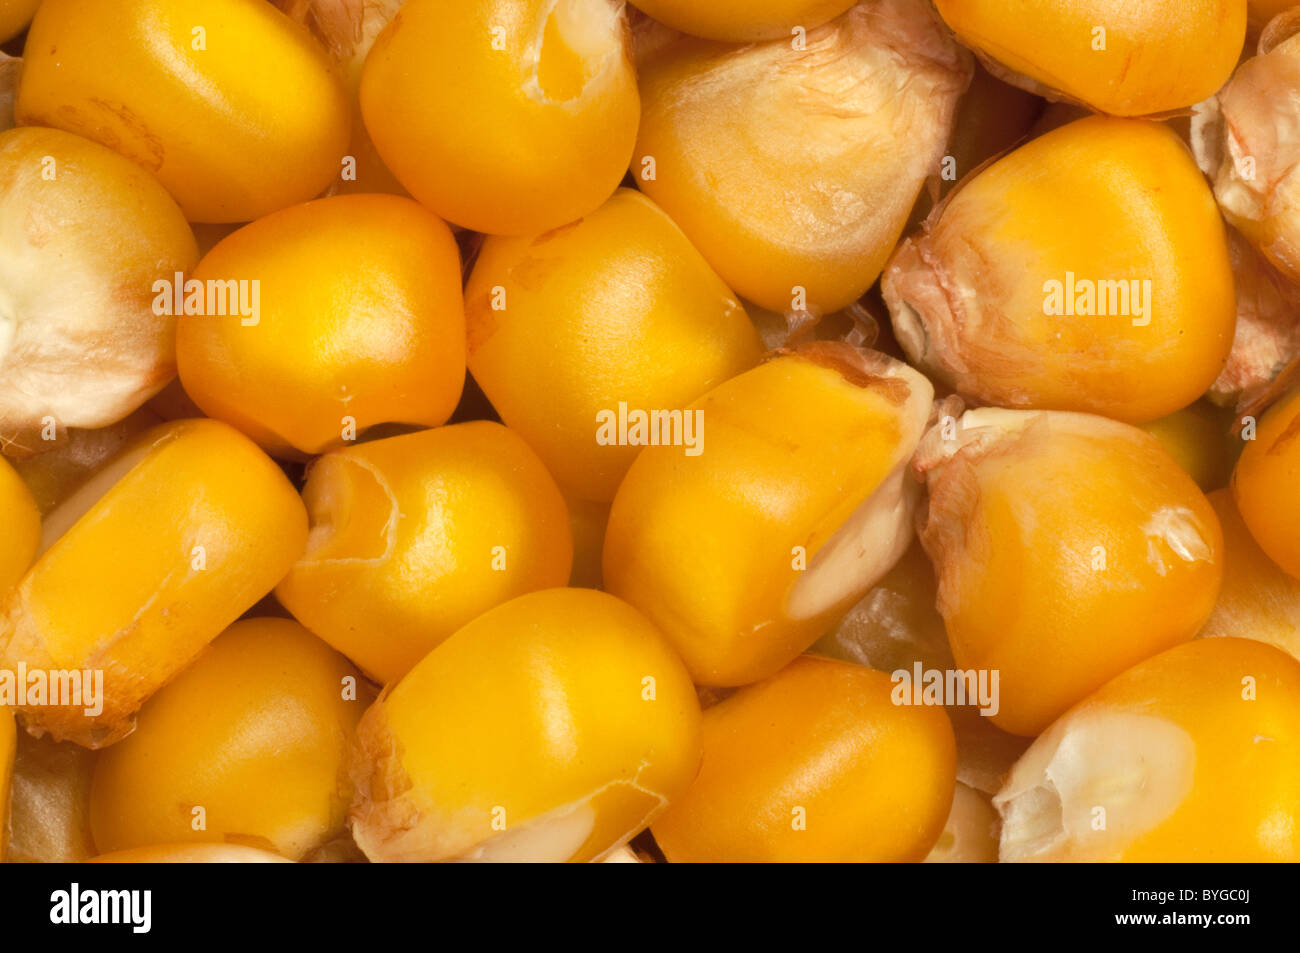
[0,0,1298,864]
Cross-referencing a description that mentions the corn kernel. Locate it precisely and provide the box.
[89,618,367,860]
[0,0,38,43]
[0,706,13,861]
[632,0,969,315]
[924,782,999,863]
[0,454,38,593]
[465,188,763,502]
[996,637,1300,861]
[604,346,933,686]
[884,117,1236,425]
[0,418,307,747]
[176,194,466,458]
[360,0,639,235]
[1251,0,1298,28]
[916,408,1224,737]
[630,0,856,42]
[0,127,197,450]
[89,844,292,864]
[933,0,1246,116]
[651,656,955,862]
[6,731,96,863]
[1232,383,1300,580]
[1140,401,1234,493]
[349,588,701,862]
[276,421,573,684]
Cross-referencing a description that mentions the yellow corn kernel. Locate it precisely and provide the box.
[924,782,999,864]
[465,188,762,501]
[934,0,1245,116]
[1251,0,1299,27]
[0,419,307,747]
[917,408,1224,737]
[0,706,13,861]
[176,194,465,458]
[0,127,196,450]
[997,637,1300,861]
[651,656,955,862]
[361,0,638,236]
[0,0,38,43]
[630,0,856,42]
[6,731,96,863]
[885,117,1236,425]
[276,421,573,685]
[1140,401,1234,493]
[350,588,701,862]
[89,618,367,860]
[0,455,38,593]
[1200,489,1300,660]
[633,0,970,314]
[1233,384,1300,579]
[16,0,349,223]
[89,844,292,864]
[604,346,934,686]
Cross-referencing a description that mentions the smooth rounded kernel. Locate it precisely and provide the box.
[630,0,857,42]
[0,706,13,861]
[0,0,38,43]
[361,0,639,235]
[89,844,293,864]
[176,194,465,458]
[634,0,970,313]
[934,0,1246,116]
[276,421,574,685]
[916,408,1224,737]
[465,188,763,502]
[1140,402,1234,492]
[6,731,97,863]
[924,782,999,863]
[349,588,701,862]
[996,637,1300,861]
[89,619,366,861]
[17,0,349,223]
[651,656,956,862]
[604,346,934,686]
[0,127,197,450]
[0,454,39,593]
[1233,384,1300,580]
[0,418,308,747]
[884,117,1236,424]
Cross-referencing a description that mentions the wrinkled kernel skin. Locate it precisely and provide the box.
[0,419,308,747]
[466,189,763,502]
[276,421,574,685]
[6,731,98,863]
[16,0,351,223]
[89,619,367,861]
[1233,385,1300,580]
[1000,638,1300,861]
[651,657,956,862]
[631,0,857,42]
[603,353,930,687]
[885,118,1236,424]
[0,0,38,44]
[633,0,970,314]
[934,0,1246,116]
[349,589,701,863]
[0,456,39,593]
[361,0,639,235]
[177,194,465,458]
[922,413,1224,737]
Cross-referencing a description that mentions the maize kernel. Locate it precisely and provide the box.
[884,117,1236,425]
[89,618,367,861]
[0,127,196,451]
[349,588,701,862]
[604,346,933,686]
[629,0,857,42]
[0,454,38,593]
[0,0,37,44]
[1251,0,1299,27]
[0,705,13,860]
[5,730,96,863]
[465,188,762,502]
[0,418,307,747]
[360,0,639,235]
[17,0,350,223]
[933,0,1246,117]
[924,782,999,864]
[176,194,466,458]
[1140,401,1234,493]
[996,637,1300,861]
[632,0,971,314]
[89,844,292,864]
[275,421,573,685]
[916,408,1224,737]
[1232,383,1300,579]
[650,656,956,862]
